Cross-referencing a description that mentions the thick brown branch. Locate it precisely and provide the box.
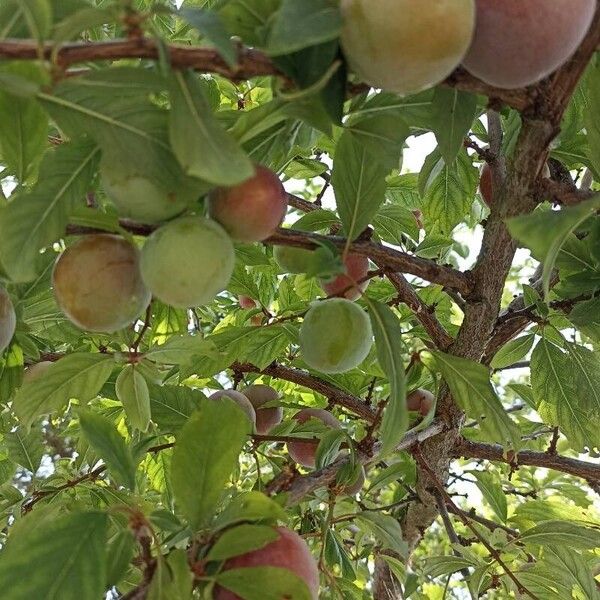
[539,177,596,206]
[453,438,600,483]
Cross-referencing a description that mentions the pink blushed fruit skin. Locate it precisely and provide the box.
[208,166,288,242]
[238,295,257,309]
[406,389,435,417]
[209,390,256,429]
[479,162,550,208]
[242,384,283,435]
[213,526,319,600]
[287,408,341,468]
[463,0,596,89]
[320,254,369,301]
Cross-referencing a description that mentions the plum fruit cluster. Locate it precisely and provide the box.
[341,0,595,95]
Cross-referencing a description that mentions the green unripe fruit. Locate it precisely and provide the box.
[101,166,195,224]
[209,390,256,430]
[52,234,151,333]
[299,299,373,374]
[273,245,314,274]
[140,217,234,308]
[0,286,16,354]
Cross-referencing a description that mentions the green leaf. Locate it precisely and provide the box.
[471,471,507,522]
[6,426,43,474]
[266,0,341,56]
[147,383,205,432]
[583,58,600,180]
[544,545,600,600]
[52,6,114,44]
[8,0,52,42]
[490,334,535,370]
[520,520,600,550]
[432,352,521,449]
[145,335,217,365]
[366,299,407,456]
[213,491,288,530]
[147,550,193,600]
[356,512,408,557]
[431,89,478,165]
[564,343,600,414]
[0,139,99,282]
[106,529,135,588]
[0,510,107,600]
[12,353,115,429]
[531,338,598,450]
[315,428,346,469]
[116,364,151,432]
[207,524,279,561]
[79,409,136,490]
[170,399,249,529]
[423,555,476,579]
[0,63,48,182]
[332,129,387,242]
[507,196,600,298]
[168,71,253,186]
[215,566,313,600]
[179,8,237,67]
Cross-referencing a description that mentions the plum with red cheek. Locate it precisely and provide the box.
[241,384,283,435]
[208,166,288,242]
[320,254,369,301]
[406,389,435,417]
[213,526,319,600]
[0,287,16,354]
[238,295,257,310]
[463,0,595,89]
[287,408,341,468]
[209,390,256,429]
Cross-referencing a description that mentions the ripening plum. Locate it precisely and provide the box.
[140,217,234,308]
[340,0,475,95]
[242,384,283,435]
[273,245,314,274]
[463,0,596,89]
[23,361,53,384]
[0,286,16,354]
[406,388,435,417]
[299,299,373,374]
[479,162,550,208]
[238,295,257,310]
[320,253,369,301]
[287,408,341,468]
[209,390,256,429]
[213,526,319,600]
[52,235,151,333]
[101,167,194,224]
[208,166,288,242]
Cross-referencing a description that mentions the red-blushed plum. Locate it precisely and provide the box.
[208,166,288,242]
[320,253,369,301]
[299,299,373,374]
[287,408,341,468]
[340,0,475,95]
[463,0,596,89]
[242,384,283,435]
[209,390,256,429]
[479,162,550,208]
[213,526,319,600]
[273,245,314,274]
[407,389,435,417]
[0,286,16,354]
[52,235,151,333]
[140,217,234,308]
[238,295,257,310]
[23,361,53,384]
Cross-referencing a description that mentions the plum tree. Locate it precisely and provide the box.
[241,384,283,434]
[273,245,314,274]
[407,389,435,417]
[101,167,195,224]
[287,408,342,468]
[23,361,53,384]
[299,299,373,373]
[140,217,234,308]
[209,390,256,429]
[208,165,288,242]
[0,286,15,354]
[463,0,596,89]
[320,253,369,301]
[52,235,151,333]
[213,526,319,600]
[340,0,475,95]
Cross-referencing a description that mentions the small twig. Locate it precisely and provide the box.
[546,427,560,455]
[131,303,152,352]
